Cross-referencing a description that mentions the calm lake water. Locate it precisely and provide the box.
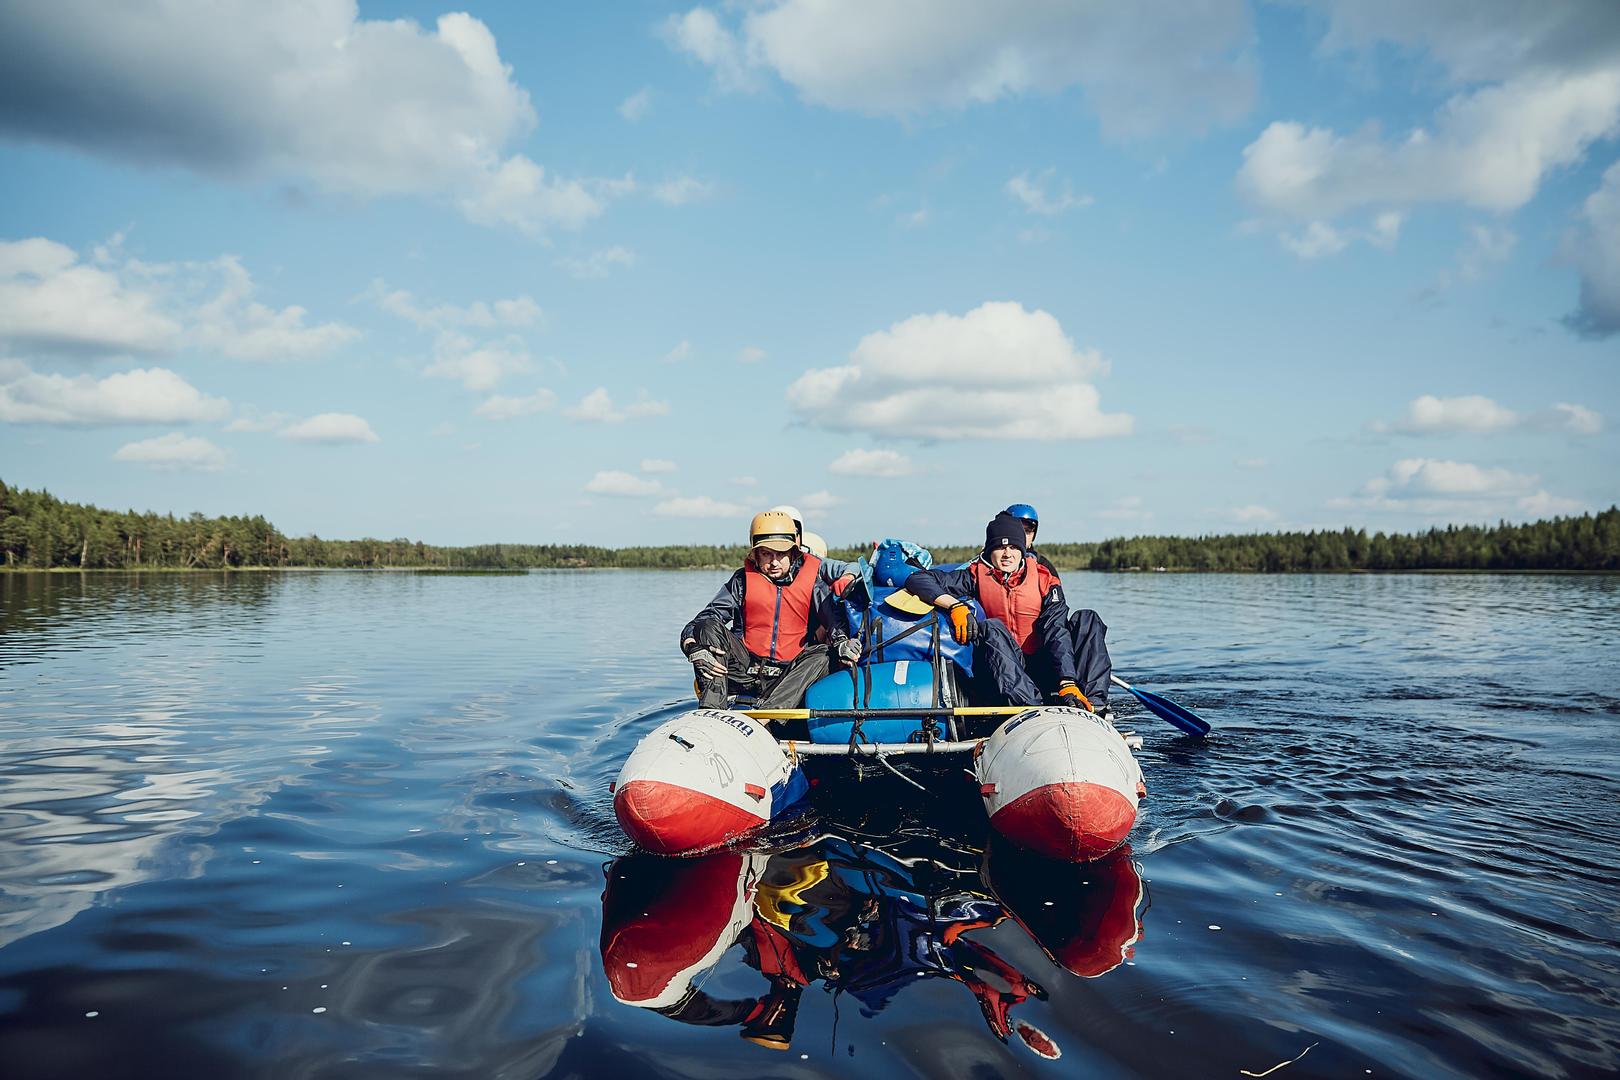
[1,570,1617,1078]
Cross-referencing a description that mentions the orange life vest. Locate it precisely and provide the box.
[970,558,1052,655]
[742,553,823,661]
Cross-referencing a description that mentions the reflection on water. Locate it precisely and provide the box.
[1,570,1618,1077]
[601,830,1144,1057]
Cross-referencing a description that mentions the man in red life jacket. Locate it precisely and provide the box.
[680,510,858,709]
[1005,502,1112,708]
[905,512,1092,710]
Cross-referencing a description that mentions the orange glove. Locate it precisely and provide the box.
[947,602,977,644]
[1057,681,1093,711]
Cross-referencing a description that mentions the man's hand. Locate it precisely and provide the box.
[834,636,861,666]
[947,602,977,645]
[687,647,727,680]
[1057,680,1093,711]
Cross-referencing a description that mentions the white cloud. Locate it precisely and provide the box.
[619,87,653,122]
[1236,457,1269,470]
[651,176,717,205]
[186,256,357,360]
[368,281,541,329]
[565,387,670,423]
[662,340,692,364]
[1565,160,1620,338]
[424,332,532,391]
[1517,490,1586,517]
[585,470,664,497]
[1375,394,1603,436]
[663,8,758,94]
[1343,457,1587,520]
[112,432,226,472]
[1229,504,1278,524]
[664,2,1255,137]
[640,458,677,473]
[0,364,229,424]
[828,448,913,477]
[1238,71,1620,220]
[788,301,1132,441]
[0,5,629,235]
[1542,402,1603,436]
[278,413,379,444]
[557,247,638,280]
[1279,220,1349,259]
[1455,225,1517,282]
[897,207,930,229]
[738,345,768,364]
[1378,394,1520,434]
[224,409,290,433]
[731,475,758,487]
[0,237,179,356]
[654,495,748,518]
[797,490,843,514]
[1005,170,1092,215]
[1369,211,1404,249]
[474,389,556,420]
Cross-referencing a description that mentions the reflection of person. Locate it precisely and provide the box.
[906,513,1090,709]
[1003,502,1113,707]
[678,511,856,709]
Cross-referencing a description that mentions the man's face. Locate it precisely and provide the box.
[1021,521,1037,547]
[753,545,794,581]
[989,544,1024,574]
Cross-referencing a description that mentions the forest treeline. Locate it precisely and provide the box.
[3,479,1617,572]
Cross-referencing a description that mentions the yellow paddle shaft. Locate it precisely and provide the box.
[742,706,1027,721]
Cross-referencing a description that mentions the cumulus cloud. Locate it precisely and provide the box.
[1564,160,1620,338]
[1377,394,1520,434]
[1239,72,1620,222]
[113,432,227,471]
[828,448,914,477]
[424,333,533,391]
[224,409,290,433]
[1374,394,1603,436]
[641,458,677,473]
[557,246,638,280]
[1005,170,1092,215]
[1343,455,1584,519]
[664,1,1255,137]
[186,256,357,360]
[788,301,1132,441]
[367,281,541,330]
[474,389,556,420]
[738,345,767,364]
[0,363,229,424]
[654,495,747,518]
[619,87,653,122]
[796,490,844,515]
[0,4,628,235]
[1278,221,1349,259]
[565,387,670,423]
[0,237,180,356]
[278,413,379,444]
[585,470,664,497]
[662,340,692,364]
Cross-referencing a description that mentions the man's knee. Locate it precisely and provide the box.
[691,617,731,652]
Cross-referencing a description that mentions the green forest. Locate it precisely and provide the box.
[3,478,1618,572]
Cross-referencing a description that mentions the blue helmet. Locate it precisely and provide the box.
[1005,504,1039,525]
[870,538,932,588]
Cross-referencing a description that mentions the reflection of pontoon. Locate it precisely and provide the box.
[599,831,1146,1054]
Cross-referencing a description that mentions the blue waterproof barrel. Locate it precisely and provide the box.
[804,660,943,744]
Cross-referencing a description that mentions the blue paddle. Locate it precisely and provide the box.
[1110,675,1211,738]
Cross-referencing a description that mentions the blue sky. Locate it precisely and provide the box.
[1,1,1616,547]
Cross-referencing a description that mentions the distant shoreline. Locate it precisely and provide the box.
[5,565,1618,577]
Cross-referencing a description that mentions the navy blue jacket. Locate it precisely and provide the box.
[905,558,1076,682]
[680,552,842,654]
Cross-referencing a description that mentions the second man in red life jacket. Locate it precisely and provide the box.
[905,512,1092,710]
[679,510,859,710]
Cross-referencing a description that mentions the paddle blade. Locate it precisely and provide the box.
[1119,683,1210,738]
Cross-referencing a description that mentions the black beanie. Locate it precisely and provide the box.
[983,512,1027,557]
